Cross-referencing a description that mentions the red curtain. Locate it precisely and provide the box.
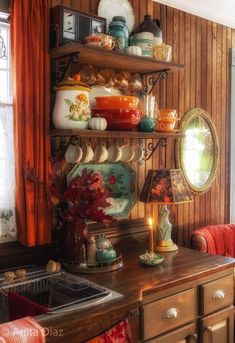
[10,0,51,246]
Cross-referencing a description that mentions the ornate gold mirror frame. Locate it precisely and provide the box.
[175,108,219,195]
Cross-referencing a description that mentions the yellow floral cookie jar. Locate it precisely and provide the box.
[53,79,91,129]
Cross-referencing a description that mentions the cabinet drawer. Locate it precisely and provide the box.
[200,275,233,316]
[142,288,196,341]
[146,323,197,343]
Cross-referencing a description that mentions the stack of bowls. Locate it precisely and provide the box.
[92,96,142,131]
[156,109,179,132]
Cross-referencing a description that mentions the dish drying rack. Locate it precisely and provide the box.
[0,266,112,318]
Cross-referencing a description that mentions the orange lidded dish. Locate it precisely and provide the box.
[95,96,139,109]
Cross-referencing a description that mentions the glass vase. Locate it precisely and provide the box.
[61,219,88,261]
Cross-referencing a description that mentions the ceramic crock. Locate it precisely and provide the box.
[96,248,117,262]
[53,80,91,129]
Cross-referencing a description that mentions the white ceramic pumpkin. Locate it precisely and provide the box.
[89,117,107,131]
[126,45,142,56]
[53,80,91,129]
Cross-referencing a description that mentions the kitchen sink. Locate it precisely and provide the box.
[0,266,123,322]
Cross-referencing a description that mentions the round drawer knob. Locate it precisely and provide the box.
[162,308,179,319]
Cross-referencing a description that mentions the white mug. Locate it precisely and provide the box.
[120,144,134,162]
[94,142,108,163]
[132,144,144,162]
[108,142,122,163]
[65,143,83,163]
[81,141,94,163]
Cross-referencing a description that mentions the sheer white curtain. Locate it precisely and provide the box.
[0,102,16,242]
[0,18,16,242]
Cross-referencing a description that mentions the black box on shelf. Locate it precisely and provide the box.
[50,5,106,49]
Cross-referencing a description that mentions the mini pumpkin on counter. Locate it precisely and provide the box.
[89,117,107,130]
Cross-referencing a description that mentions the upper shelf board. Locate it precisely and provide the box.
[50,43,185,74]
[49,129,184,139]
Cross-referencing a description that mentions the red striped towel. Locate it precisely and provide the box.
[0,317,45,343]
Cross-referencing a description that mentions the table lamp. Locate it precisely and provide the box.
[140,169,193,252]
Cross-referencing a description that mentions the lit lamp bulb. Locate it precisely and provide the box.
[148,217,154,255]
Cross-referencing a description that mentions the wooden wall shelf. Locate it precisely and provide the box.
[50,42,184,75]
[49,129,184,139]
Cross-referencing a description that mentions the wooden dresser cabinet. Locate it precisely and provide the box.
[141,270,234,343]
[38,247,235,343]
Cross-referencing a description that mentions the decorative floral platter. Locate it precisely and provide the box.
[67,162,137,218]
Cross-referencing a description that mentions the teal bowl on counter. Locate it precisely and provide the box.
[96,248,117,262]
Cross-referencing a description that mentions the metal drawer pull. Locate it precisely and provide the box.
[205,326,212,333]
[162,308,179,319]
[213,289,226,299]
[188,333,198,340]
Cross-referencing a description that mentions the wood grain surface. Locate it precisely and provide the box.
[50,0,235,248]
[37,245,235,342]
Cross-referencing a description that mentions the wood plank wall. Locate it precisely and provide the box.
[50,0,235,247]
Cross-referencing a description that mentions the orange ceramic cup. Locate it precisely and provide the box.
[85,35,115,50]
[157,117,179,131]
[158,109,177,119]
[95,96,139,109]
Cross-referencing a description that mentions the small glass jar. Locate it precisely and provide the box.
[87,235,97,265]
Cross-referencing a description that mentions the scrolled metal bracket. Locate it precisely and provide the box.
[51,52,79,89]
[140,70,169,96]
[147,70,169,94]
[140,138,167,161]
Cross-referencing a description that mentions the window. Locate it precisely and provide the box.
[0,13,17,242]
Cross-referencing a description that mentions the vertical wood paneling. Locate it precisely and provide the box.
[50,0,235,247]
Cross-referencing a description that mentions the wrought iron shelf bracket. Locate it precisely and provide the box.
[138,138,168,161]
[51,52,79,88]
[147,70,169,94]
[141,70,169,95]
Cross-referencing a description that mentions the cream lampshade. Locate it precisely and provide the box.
[140,169,193,252]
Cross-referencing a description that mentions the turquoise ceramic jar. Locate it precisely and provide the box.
[137,116,156,132]
[96,248,117,262]
[108,16,129,52]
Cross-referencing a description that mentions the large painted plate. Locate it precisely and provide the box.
[98,0,135,34]
[67,162,137,218]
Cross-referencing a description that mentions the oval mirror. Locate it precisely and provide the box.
[175,108,219,194]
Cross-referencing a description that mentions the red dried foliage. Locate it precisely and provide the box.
[50,168,113,224]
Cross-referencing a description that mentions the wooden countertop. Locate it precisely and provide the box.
[38,246,235,342]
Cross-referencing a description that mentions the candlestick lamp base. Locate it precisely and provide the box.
[156,239,178,252]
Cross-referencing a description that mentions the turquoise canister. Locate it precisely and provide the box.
[113,16,129,41]
[108,17,128,53]
[96,248,117,262]
[137,116,156,132]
